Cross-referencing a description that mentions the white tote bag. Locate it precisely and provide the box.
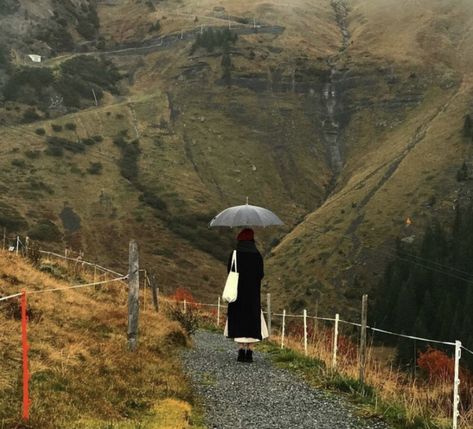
[222,250,239,303]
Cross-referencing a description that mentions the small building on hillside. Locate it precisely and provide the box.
[27,54,42,63]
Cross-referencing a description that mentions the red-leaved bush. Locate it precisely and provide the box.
[417,347,473,410]
[169,287,199,309]
[417,347,455,382]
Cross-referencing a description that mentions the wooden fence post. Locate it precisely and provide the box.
[332,313,339,369]
[2,227,5,250]
[359,294,368,383]
[144,271,152,310]
[142,270,147,312]
[281,309,286,349]
[183,299,187,314]
[313,300,319,341]
[217,296,221,326]
[266,292,271,337]
[127,240,140,351]
[151,276,159,312]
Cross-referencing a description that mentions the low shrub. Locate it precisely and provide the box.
[59,56,121,94]
[24,150,41,159]
[37,25,74,53]
[325,374,374,398]
[149,20,161,33]
[26,241,42,266]
[47,136,85,154]
[0,45,9,69]
[22,108,40,123]
[4,55,122,109]
[65,122,77,131]
[51,124,63,132]
[28,178,53,194]
[28,219,62,242]
[190,28,238,54]
[165,288,199,335]
[113,135,126,147]
[39,262,68,280]
[116,139,141,182]
[87,162,103,175]
[81,138,96,146]
[165,212,234,261]
[45,146,63,157]
[139,190,167,210]
[76,5,99,40]
[164,304,199,336]
[0,201,28,230]
[59,207,81,232]
[3,67,54,104]
[35,128,46,136]
[11,159,26,168]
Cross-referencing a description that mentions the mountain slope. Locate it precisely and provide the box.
[1,0,473,312]
[265,0,473,315]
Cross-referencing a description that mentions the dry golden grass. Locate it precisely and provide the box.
[267,326,473,429]
[349,0,473,70]
[0,251,204,429]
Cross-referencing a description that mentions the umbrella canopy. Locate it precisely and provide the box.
[209,202,284,228]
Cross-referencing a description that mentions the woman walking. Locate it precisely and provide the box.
[224,228,269,363]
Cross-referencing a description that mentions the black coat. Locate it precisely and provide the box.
[226,240,264,339]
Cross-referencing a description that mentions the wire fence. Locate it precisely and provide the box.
[0,239,151,422]
[164,293,473,429]
[1,235,473,427]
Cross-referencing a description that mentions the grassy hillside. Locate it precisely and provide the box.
[0,251,203,428]
[264,0,473,316]
[1,0,473,316]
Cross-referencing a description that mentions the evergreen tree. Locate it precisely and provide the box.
[456,161,469,181]
[464,114,473,138]
[189,28,237,54]
[375,205,473,369]
[221,49,232,87]
[0,45,10,70]
[206,28,215,52]
[395,278,417,334]
[414,290,435,338]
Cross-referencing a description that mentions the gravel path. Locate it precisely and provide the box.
[183,331,390,429]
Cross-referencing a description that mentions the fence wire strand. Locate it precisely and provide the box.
[29,275,128,295]
[5,243,473,363]
[39,250,125,277]
[0,292,22,302]
[368,326,456,346]
[271,311,457,346]
[462,345,473,356]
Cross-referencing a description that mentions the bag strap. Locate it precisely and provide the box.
[231,250,238,273]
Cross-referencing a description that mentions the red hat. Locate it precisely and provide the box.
[237,228,254,241]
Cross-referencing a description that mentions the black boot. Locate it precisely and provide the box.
[237,349,245,362]
[245,349,253,363]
